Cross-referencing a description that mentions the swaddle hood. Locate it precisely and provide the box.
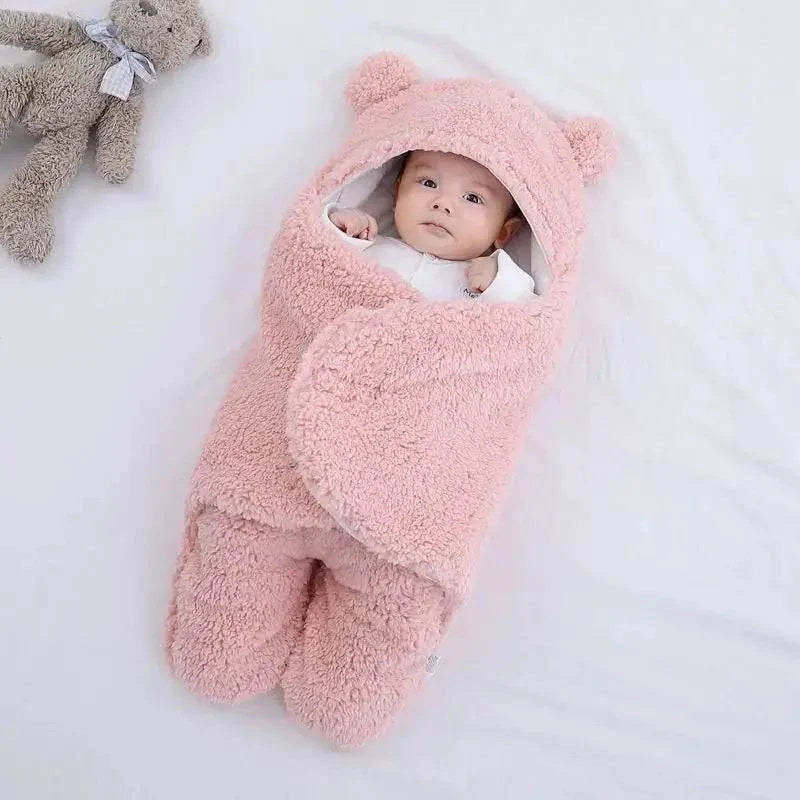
[315,52,616,296]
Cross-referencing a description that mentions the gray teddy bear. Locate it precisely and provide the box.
[0,1,210,262]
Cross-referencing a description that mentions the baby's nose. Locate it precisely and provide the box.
[432,200,452,215]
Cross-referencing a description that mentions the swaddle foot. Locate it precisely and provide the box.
[281,557,446,748]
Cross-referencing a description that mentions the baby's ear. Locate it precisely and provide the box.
[346,52,419,114]
[561,117,617,184]
[494,215,522,249]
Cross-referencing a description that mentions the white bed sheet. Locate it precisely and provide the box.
[1,1,798,797]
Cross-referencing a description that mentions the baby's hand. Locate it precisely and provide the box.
[328,207,378,241]
[466,254,498,293]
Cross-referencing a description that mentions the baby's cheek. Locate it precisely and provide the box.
[469,222,499,256]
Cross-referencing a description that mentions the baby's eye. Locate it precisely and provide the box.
[419,178,437,188]
[464,193,484,204]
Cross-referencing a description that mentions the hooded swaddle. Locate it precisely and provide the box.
[166,52,616,747]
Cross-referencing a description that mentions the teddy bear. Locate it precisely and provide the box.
[0,0,210,263]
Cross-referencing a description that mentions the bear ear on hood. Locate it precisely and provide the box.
[346,52,419,114]
[561,116,617,185]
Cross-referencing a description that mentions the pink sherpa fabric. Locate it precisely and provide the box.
[166,52,616,748]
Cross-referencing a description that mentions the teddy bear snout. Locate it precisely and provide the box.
[138,0,158,16]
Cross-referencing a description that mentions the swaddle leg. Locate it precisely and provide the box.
[281,532,447,748]
[167,508,313,702]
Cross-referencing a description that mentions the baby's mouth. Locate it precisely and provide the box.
[420,221,451,236]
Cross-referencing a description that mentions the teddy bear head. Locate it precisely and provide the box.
[110,0,211,71]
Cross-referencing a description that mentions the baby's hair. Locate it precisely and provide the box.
[396,151,412,178]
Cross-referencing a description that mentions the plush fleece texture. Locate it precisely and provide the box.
[166,52,616,748]
[0,1,210,262]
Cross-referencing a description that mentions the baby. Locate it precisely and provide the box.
[324,150,536,301]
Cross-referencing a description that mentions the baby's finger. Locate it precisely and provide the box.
[358,214,373,238]
[366,216,378,240]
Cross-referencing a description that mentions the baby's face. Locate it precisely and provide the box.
[393,151,520,261]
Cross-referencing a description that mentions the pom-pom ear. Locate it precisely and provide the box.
[562,117,617,184]
[345,52,419,114]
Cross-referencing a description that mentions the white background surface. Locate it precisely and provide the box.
[1,1,798,797]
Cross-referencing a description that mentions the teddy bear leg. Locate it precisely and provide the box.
[0,65,33,148]
[0,123,88,262]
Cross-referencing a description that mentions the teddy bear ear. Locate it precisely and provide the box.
[561,116,617,185]
[345,52,419,114]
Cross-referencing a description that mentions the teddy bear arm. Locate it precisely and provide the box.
[95,93,144,184]
[0,10,84,56]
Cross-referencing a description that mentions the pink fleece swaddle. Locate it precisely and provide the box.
[166,52,616,747]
